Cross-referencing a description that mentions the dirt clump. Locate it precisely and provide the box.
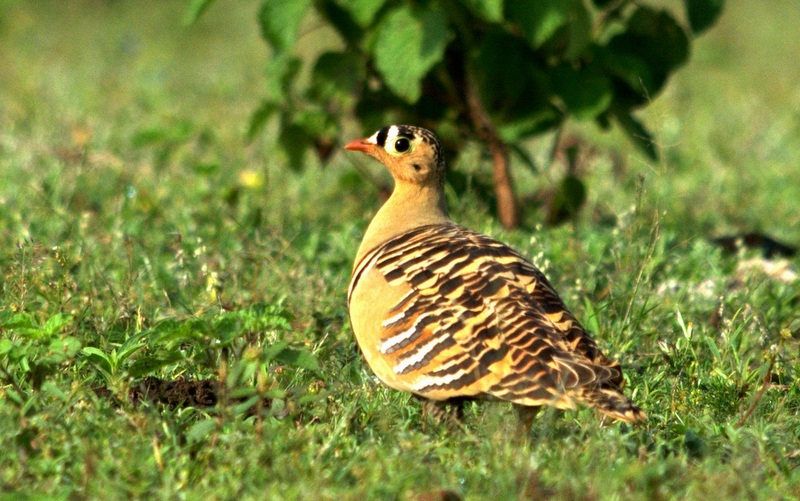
[130,376,219,408]
[93,376,272,414]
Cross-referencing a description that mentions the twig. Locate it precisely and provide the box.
[463,71,518,228]
[735,353,776,428]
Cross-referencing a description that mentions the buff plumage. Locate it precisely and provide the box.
[345,125,645,424]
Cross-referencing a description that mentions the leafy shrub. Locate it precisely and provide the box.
[188,0,724,226]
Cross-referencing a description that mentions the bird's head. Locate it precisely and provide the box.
[345,125,446,187]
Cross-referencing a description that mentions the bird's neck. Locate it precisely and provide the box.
[355,182,450,265]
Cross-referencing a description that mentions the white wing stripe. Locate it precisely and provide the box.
[394,336,447,374]
[381,310,407,328]
[380,322,419,354]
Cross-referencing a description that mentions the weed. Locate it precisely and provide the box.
[0,1,799,499]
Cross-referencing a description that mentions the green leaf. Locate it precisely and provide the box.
[132,121,193,149]
[506,0,571,48]
[6,388,24,406]
[81,347,113,375]
[192,162,219,176]
[472,31,534,110]
[548,175,587,225]
[613,108,658,160]
[294,106,336,138]
[602,7,690,104]
[183,0,218,25]
[445,169,469,197]
[0,338,14,357]
[335,0,386,27]
[354,88,406,133]
[42,313,72,337]
[309,51,363,105]
[373,6,451,103]
[273,346,320,373]
[247,100,279,141]
[497,109,561,143]
[128,351,185,378]
[258,0,314,52]
[627,7,690,70]
[233,395,262,416]
[562,1,592,60]
[318,1,365,44]
[263,53,302,103]
[278,119,312,170]
[46,336,81,362]
[704,334,723,362]
[211,316,244,346]
[552,64,612,120]
[118,330,150,361]
[582,297,601,334]
[509,144,538,174]
[471,32,561,141]
[263,341,290,361]
[684,0,724,34]
[262,341,319,373]
[2,312,38,335]
[150,319,200,345]
[81,347,108,358]
[461,0,504,23]
[131,127,169,148]
[471,30,557,132]
[186,419,217,444]
[42,381,69,402]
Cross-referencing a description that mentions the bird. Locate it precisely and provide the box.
[344,125,646,426]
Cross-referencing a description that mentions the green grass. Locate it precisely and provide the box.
[1,1,800,499]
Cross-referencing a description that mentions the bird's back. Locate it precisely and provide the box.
[348,223,645,422]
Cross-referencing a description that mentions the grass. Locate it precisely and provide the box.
[1,1,799,499]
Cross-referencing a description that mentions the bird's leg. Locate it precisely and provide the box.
[420,397,469,430]
[447,397,469,422]
[514,405,541,436]
[421,398,450,423]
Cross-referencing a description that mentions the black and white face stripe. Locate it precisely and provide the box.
[374,126,390,147]
[369,125,414,147]
[366,125,445,170]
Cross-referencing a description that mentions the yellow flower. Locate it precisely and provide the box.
[238,169,264,188]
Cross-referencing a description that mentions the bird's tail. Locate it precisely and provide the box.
[578,386,647,423]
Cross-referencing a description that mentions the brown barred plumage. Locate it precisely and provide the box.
[345,125,646,425]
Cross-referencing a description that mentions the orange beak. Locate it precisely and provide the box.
[344,138,374,153]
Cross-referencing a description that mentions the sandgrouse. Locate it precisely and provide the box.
[345,125,646,425]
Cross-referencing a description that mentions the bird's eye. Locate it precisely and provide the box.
[394,137,410,153]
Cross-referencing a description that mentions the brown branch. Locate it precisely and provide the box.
[735,353,776,428]
[463,72,518,229]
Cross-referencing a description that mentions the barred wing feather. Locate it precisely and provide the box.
[354,223,628,412]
